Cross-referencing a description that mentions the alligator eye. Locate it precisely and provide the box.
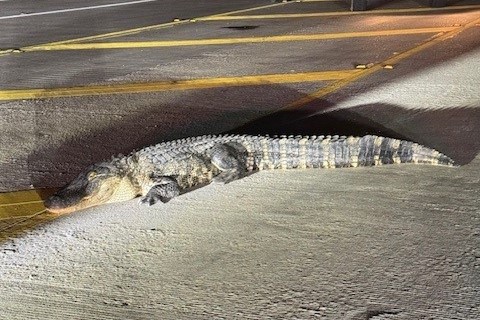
[87,171,98,181]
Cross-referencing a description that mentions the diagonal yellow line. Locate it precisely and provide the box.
[0,200,44,208]
[0,1,294,56]
[201,0,292,18]
[284,14,480,110]
[199,5,480,20]
[0,70,359,101]
[21,27,458,52]
[0,209,59,241]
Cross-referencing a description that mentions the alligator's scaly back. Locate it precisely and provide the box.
[45,134,455,213]
[135,134,454,172]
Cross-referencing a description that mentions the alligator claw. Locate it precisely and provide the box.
[139,196,155,206]
[139,178,179,206]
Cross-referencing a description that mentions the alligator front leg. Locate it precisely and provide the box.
[139,176,180,205]
[209,142,248,183]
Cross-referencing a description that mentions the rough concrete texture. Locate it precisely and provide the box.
[1,161,479,319]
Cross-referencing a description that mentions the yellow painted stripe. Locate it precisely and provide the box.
[0,189,47,204]
[202,0,291,18]
[21,27,458,52]
[199,5,480,20]
[285,14,480,110]
[0,189,54,217]
[0,1,294,56]
[0,20,189,56]
[0,70,359,101]
[0,189,57,240]
[0,210,61,241]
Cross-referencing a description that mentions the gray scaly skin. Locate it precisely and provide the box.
[45,134,455,214]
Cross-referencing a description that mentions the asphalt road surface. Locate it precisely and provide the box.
[0,0,479,319]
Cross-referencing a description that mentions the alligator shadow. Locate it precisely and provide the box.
[23,92,480,191]
[23,85,313,190]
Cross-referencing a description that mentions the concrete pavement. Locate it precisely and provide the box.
[0,0,479,318]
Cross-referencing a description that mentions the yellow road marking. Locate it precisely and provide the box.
[0,189,48,205]
[0,1,293,56]
[0,210,62,241]
[0,200,44,209]
[202,0,291,18]
[21,27,457,52]
[0,70,359,101]
[0,189,58,240]
[199,5,480,20]
[285,14,480,110]
[0,189,53,218]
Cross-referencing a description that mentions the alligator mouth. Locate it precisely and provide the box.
[44,194,85,215]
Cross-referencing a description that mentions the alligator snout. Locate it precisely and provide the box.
[44,194,74,214]
[43,186,87,215]
[44,195,62,210]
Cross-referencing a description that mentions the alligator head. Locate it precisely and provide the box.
[44,161,139,214]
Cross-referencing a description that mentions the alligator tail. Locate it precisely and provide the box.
[252,135,455,170]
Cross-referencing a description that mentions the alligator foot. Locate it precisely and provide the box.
[139,176,180,205]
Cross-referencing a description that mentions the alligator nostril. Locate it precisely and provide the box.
[44,195,61,209]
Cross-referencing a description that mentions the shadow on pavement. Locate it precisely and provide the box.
[24,85,305,189]
[24,89,479,193]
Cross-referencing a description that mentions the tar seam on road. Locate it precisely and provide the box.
[0,210,46,231]
[284,14,480,111]
[19,27,458,52]
[0,70,359,101]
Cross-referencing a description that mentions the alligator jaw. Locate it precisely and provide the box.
[44,196,87,215]
[43,161,136,214]
[44,173,139,214]
[44,189,100,214]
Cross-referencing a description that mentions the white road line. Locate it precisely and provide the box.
[0,0,157,20]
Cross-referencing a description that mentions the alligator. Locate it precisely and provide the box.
[44,134,455,214]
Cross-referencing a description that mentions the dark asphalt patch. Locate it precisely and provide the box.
[222,25,260,30]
